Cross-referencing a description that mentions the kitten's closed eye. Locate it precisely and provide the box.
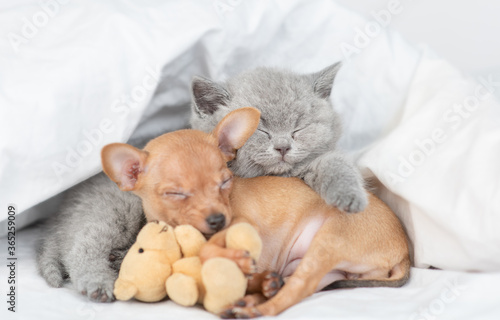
[258,129,271,139]
[292,128,305,139]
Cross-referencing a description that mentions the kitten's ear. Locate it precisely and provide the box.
[212,107,261,161]
[101,143,149,191]
[191,76,231,116]
[311,62,342,99]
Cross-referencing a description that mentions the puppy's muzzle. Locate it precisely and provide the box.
[206,213,226,232]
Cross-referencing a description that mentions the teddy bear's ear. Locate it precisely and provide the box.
[113,278,138,301]
[101,143,149,191]
[212,107,261,161]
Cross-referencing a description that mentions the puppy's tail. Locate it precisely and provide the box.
[322,256,411,290]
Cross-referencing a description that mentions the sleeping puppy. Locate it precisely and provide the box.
[101,107,410,317]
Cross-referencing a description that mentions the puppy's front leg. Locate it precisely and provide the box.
[246,271,284,298]
[199,229,257,274]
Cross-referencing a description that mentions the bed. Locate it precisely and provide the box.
[1,0,499,319]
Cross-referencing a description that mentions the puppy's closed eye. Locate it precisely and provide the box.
[220,176,233,190]
[164,192,188,200]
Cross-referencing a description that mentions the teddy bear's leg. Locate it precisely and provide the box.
[166,273,199,307]
[202,257,247,314]
[166,257,204,306]
[247,271,285,298]
[113,278,138,301]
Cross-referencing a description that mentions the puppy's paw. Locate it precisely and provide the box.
[75,276,116,303]
[214,248,257,275]
[220,294,266,319]
[232,250,257,275]
[233,295,263,308]
[324,182,368,213]
[261,271,284,298]
[221,306,263,319]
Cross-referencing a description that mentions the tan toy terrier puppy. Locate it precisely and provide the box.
[102,107,410,318]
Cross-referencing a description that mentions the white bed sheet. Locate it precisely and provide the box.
[1,224,499,320]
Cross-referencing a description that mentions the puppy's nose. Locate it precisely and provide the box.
[275,146,290,157]
[206,213,226,232]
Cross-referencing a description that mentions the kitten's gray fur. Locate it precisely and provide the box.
[190,63,368,212]
[37,173,145,302]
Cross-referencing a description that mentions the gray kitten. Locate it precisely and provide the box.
[37,173,145,302]
[190,63,368,212]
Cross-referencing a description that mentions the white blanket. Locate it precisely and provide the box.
[0,0,499,318]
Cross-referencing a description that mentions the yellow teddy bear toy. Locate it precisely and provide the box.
[113,220,262,314]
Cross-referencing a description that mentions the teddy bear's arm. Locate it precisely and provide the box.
[174,225,207,257]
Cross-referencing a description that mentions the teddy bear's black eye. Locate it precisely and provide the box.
[138,248,144,253]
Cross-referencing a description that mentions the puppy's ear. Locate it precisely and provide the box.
[213,107,261,161]
[191,76,231,116]
[310,61,342,99]
[101,143,149,191]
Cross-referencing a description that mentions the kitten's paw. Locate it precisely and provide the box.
[324,183,368,213]
[38,264,66,288]
[108,248,127,272]
[75,276,116,303]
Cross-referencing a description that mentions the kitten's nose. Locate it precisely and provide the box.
[275,146,290,157]
[206,213,226,232]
